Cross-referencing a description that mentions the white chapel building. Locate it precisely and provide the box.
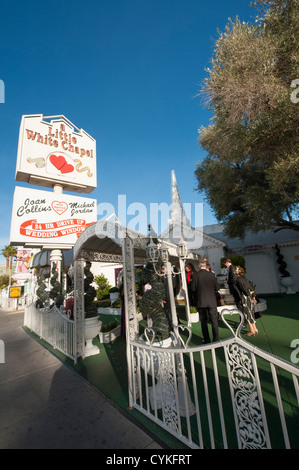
[160,171,299,295]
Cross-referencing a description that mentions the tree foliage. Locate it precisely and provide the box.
[94,273,112,300]
[195,0,299,238]
[139,260,171,341]
[36,272,48,309]
[1,245,17,276]
[49,262,64,308]
[0,275,9,289]
[84,261,98,318]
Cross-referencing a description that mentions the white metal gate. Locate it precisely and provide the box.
[69,222,299,449]
[128,310,299,449]
[24,301,76,362]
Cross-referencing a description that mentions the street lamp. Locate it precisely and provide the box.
[177,236,188,260]
[146,239,160,264]
[160,242,169,264]
[176,237,192,327]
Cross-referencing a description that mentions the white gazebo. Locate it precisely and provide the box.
[72,219,198,360]
[72,219,199,416]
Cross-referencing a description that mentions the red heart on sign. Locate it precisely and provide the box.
[60,162,74,174]
[50,154,66,170]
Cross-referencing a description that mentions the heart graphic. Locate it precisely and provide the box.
[51,201,68,215]
[49,154,74,174]
[50,154,66,170]
[60,163,74,174]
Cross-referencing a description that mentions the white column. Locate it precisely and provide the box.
[50,184,64,283]
[50,249,63,284]
[121,234,138,408]
[73,257,85,362]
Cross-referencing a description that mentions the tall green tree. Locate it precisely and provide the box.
[1,245,17,282]
[1,246,11,275]
[195,0,299,238]
[0,275,9,290]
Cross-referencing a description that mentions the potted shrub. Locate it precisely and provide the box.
[275,244,295,294]
[109,286,119,305]
[189,305,199,323]
[98,320,121,343]
[113,299,121,308]
[97,298,122,315]
[97,299,111,308]
[49,262,65,308]
[35,271,48,309]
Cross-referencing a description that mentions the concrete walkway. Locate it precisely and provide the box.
[0,307,165,449]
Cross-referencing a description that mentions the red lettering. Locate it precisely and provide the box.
[26,129,36,140]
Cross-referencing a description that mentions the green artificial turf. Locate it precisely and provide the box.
[24,293,299,449]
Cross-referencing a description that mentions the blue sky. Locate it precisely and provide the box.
[0,0,258,262]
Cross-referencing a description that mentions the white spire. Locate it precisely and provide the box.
[170,170,191,229]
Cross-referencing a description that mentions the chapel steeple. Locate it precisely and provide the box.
[170,169,191,231]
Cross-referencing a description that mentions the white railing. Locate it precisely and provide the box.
[129,312,299,449]
[24,301,76,362]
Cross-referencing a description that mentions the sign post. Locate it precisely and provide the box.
[11,113,98,353]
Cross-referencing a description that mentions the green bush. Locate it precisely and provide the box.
[94,273,111,300]
[109,286,119,293]
[101,320,119,333]
[190,306,198,313]
[0,275,9,290]
[49,263,64,308]
[97,299,111,308]
[36,272,48,308]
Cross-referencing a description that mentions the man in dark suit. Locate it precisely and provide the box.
[193,262,220,343]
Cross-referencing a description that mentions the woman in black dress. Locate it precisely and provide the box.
[235,266,258,336]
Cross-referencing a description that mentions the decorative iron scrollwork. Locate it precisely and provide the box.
[226,343,269,449]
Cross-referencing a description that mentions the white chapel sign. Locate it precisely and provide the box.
[15,114,97,193]
[10,186,97,248]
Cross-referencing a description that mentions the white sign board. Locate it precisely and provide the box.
[15,114,97,193]
[10,186,97,248]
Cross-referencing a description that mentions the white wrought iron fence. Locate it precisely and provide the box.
[129,311,299,449]
[24,301,76,362]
